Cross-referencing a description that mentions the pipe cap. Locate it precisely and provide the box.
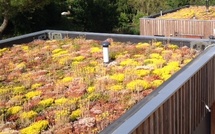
[102,41,110,47]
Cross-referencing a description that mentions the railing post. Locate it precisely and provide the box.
[211,102,215,134]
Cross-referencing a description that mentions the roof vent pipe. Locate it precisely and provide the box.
[160,8,163,16]
[101,40,111,64]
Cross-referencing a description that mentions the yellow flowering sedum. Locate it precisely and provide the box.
[38,98,54,108]
[61,76,73,83]
[20,120,49,134]
[20,110,37,120]
[13,86,26,94]
[161,74,171,81]
[87,86,95,93]
[109,84,123,91]
[152,80,164,88]
[135,42,150,49]
[144,58,166,68]
[153,42,162,47]
[153,61,180,81]
[184,59,192,64]
[73,56,85,61]
[52,48,63,54]
[68,98,79,105]
[90,47,102,53]
[51,48,68,58]
[167,44,179,49]
[0,48,8,53]
[25,91,41,100]
[134,70,150,77]
[167,61,180,67]
[0,87,10,95]
[110,73,125,82]
[31,83,42,90]
[126,80,151,91]
[7,106,22,115]
[0,48,8,56]
[70,109,82,121]
[21,46,29,51]
[55,98,69,105]
[120,59,139,66]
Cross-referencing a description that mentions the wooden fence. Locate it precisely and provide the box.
[140,18,215,39]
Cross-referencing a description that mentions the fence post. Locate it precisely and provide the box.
[211,103,215,134]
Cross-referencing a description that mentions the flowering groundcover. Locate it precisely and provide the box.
[0,38,200,134]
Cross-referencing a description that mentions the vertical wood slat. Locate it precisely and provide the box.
[154,109,159,134]
[160,105,164,134]
[172,95,175,134]
[163,100,171,134]
[186,80,191,134]
[176,90,180,134]
[140,19,215,38]
[149,114,154,134]
[198,71,201,128]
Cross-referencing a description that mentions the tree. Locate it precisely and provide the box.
[0,0,51,36]
[68,0,119,32]
[11,1,65,34]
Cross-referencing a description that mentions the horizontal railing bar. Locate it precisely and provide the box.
[1,29,214,48]
[0,30,49,48]
[47,30,214,46]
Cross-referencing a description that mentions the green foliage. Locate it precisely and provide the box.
[0,0,63,35]
[69,0,119,32]
[0,0,51,19]
[167,0,189,8]
[2,0,215,37]
[11,1,62,34]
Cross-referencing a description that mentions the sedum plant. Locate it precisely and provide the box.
[126,80,151,92]
[0,37,200,133]
[20,120,49,134]
[7,106,23,115]
[25,91,41,100]
[38,98,54,108]
[70,109,82,121]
